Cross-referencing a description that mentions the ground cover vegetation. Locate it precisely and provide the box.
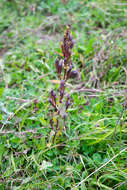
[0,0,127,189]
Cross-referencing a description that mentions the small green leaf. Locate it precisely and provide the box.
[93,153,102,165]
[0,88,4,97]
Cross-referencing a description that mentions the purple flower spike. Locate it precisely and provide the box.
[49,27,76,143]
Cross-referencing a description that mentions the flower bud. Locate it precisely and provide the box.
[69,34,73,41]
[48,97,57,109]
[55,58,59,73]
[60,80,65,91]
[60,80,65,102]
[51,90,56,105]
[58,60,63,74]
[51,89,56,97]
[64,57,67,62]
[48,98,53,105]
[70,70,78,78]
[70,39,75,49]
[66,94,70,110]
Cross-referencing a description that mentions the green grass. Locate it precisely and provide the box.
[0,0,127,189]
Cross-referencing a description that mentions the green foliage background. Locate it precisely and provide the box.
[0,0,127,189]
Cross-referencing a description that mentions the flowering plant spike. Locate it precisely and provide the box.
[49,26,78,144]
